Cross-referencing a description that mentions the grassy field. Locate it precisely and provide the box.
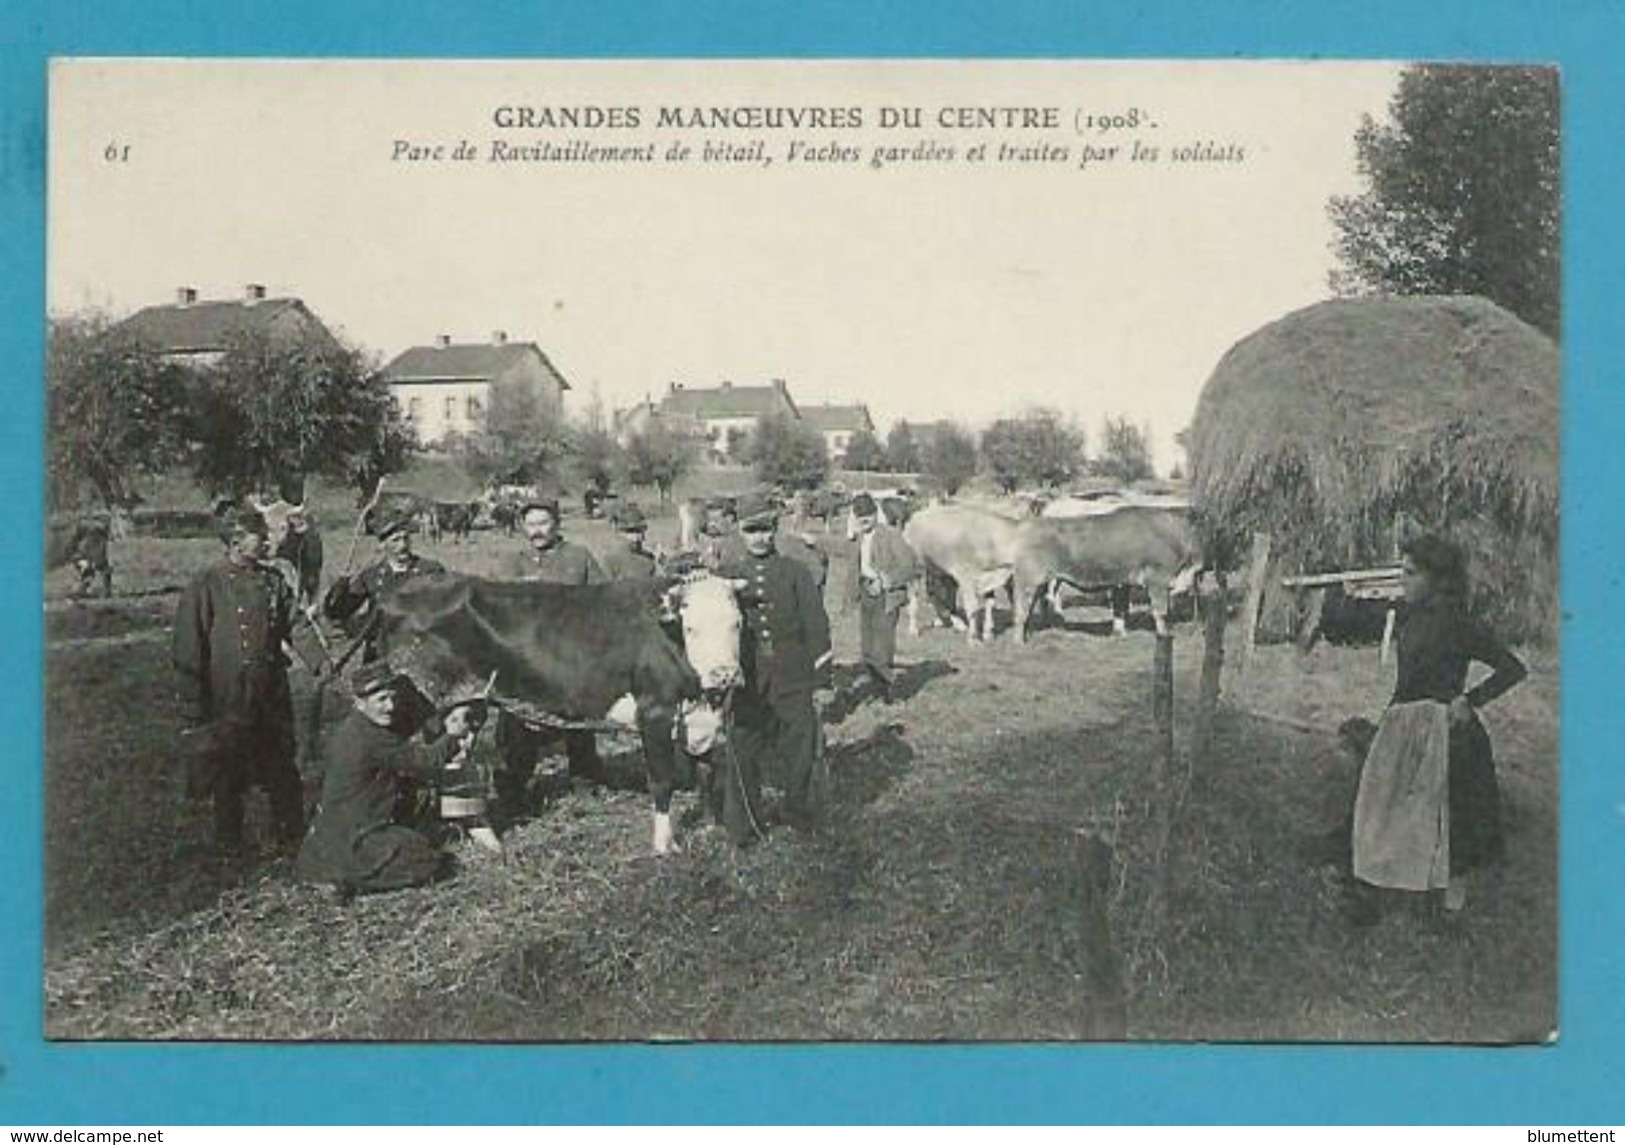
[41,506,1557,1043]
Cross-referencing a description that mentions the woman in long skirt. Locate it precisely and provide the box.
[1348,534,1527,921]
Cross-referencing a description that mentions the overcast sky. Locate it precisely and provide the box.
[49,60,1401,471]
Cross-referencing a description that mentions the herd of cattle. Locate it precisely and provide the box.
[48,477,1214,854]
[46,480,1209,642]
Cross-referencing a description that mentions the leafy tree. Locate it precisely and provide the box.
[724,425,750,464]
[189,328,415,500]
[885,421,922,473]
[46,312,190,510]
[1328,65,1560,339]
[922,423,979,495]
[1094,416,1155,482]
[841,429,887,472]
[624,418,699,502]
[748,412,829,490]
[452,372,572,490]
[981,410,1084,492]
[572,423,623,494]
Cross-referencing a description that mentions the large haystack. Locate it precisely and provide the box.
[1190,295,1558,642]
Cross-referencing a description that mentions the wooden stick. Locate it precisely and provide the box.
[1236,531,1271,695]
[339,475,388,577]
[1280,567,1404,589]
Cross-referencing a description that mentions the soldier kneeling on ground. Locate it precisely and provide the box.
[296,662,482,903]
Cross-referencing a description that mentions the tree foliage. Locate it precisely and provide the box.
[1328,65,1560,339]
[188,329,416,500]
[980,410,1084,492]
[571,424,624,494]
[47,313,191,510]
[453,373,572,490]
[840,429,888,472]
[885,422,922,473]
[748,412,829,490]
[921,423,979,495]
[1094,416,1155,482]
[623,417,700,502]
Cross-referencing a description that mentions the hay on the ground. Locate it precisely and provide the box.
[1189,295,1558,642]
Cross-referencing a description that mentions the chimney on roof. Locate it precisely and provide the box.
[244,283,267,303]
[175,286,197,307]
[670,382,682,393]
[435,334,452,348]
[720,380,732,390]
[491,330,508,345]
[773,378,787,392]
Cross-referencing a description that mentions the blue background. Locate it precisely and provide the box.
[3,0,1621,1125]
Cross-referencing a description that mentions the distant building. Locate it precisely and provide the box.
[801,402,876,463]
[115,284,342,368]
[382,331,571,445]
[895,419,957,460]
[612,399,706,448]
[657,379,801,462]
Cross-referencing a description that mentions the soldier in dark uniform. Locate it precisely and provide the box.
[171,504,306,857]
[601,503,657,581]
[501,498,609,584]
[320,504,447,824]
[703,493,830,594]
[322,504,446,663]
[494,498,610,815]
[296,662,480,901]
[717,493,833,839]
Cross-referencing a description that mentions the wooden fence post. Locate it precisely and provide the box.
[1152,631,1174,787]
[1069,827,1128,1040]
[1193,577,1226,769]
[1235,531,1272,697]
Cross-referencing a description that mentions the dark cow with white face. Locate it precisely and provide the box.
[374,569,744,854]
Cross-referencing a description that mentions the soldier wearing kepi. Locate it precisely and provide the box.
[717,492,833,838]
[601,503,658,581]
[171,503,306,858]
[494,497,610,815]
[502,498,609,585]
[296,662,480,902]
[322,504,446,663]
[849,492,921,703]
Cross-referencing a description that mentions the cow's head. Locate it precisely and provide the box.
[660,571,745,696]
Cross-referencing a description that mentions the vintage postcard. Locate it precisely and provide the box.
[43,59,1557,1045]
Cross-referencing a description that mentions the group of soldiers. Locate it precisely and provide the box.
[169,488,920,902]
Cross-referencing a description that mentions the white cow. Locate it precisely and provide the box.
[901,503,1023,644]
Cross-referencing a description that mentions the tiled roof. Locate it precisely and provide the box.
[660,383,798,420]
[802,404,874,433]
[116,298,326,353]
[383,342,571,389]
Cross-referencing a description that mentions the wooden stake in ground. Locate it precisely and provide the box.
[1150,630,1176,921]
[1193,574,1227,769]
[1067,826,1128,1040]
[1235,531,1272,698]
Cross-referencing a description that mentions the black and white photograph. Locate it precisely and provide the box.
[43,60,1558,1043]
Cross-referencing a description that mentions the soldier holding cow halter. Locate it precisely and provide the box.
[717,492,834,837]
[322,503,446,663]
